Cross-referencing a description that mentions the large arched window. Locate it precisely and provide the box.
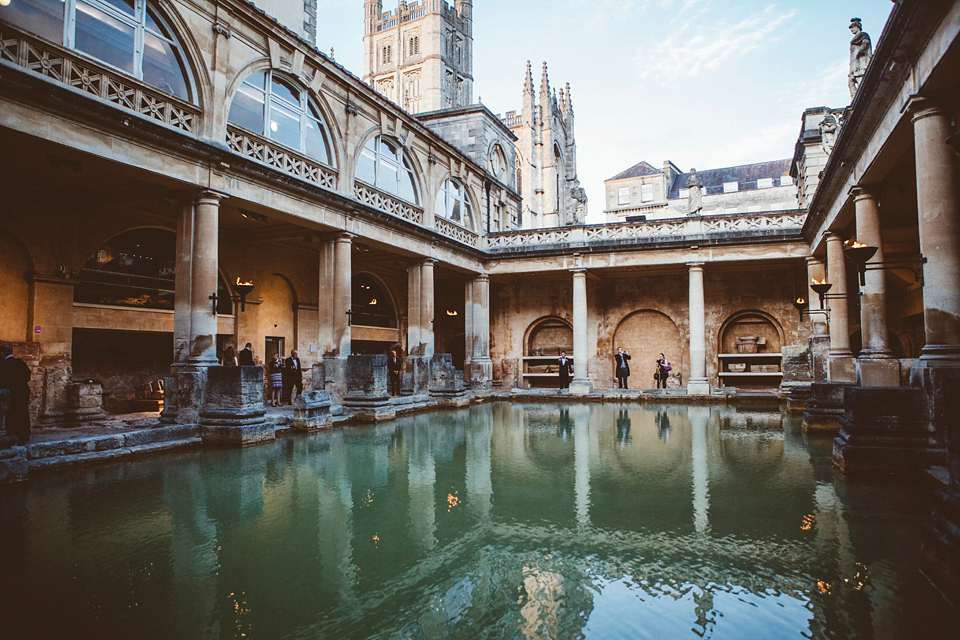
[435,178,474,229]
[228,71,334,166]
[356,136,418,204]
[351,273,397,329]
[0,0,192,101]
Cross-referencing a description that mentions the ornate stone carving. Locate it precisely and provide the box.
[848,18,872,98]
[686,169,703,215]
[819,113,840,155]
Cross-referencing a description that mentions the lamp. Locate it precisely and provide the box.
[810,279,833,308]
[792,297,808,322]
[843,240,878,286]
[235,278,254,312]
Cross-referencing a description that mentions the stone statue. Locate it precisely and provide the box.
[848,18,872,99]
[570,186,588,224]
[686,169,703,215]
[819,113,839,155]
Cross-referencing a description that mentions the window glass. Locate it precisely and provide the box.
[641,184,654,203]
[357,144,377,185]
[618,187,629,205]
[305,109,330,165]
[357,136,417,204]
[271,76,299,107]
[379,162,399,195]
[142,31,189,100]
[723,182,739,193]
[757,178,774,189]
[228,81,266,134]
[100,0,134,16]
[269,100,301,150]
[0,0,66,43]
[75,1,135,74]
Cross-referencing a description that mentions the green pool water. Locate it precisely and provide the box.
[1,403,957,639]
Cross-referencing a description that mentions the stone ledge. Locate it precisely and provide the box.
[28,436,202,472]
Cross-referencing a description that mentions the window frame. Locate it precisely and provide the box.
[435,177,474,229]
[357,135,419,205]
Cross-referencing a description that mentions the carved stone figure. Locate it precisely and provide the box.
[570,186,588,224]
[686,169,703,215]
[819,114,839,155]
[848,18,872,99]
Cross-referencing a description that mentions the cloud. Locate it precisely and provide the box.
[640,6,798,79]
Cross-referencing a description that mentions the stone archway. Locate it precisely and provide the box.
[258,274,297,362]
[718,310,783,354]
[612,310,684,388]
[0,229,32,343]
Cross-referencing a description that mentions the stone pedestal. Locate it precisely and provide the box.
[292,390,332,432]
[828,356,857,383]
[200,366,274,446]
[343,355,395,421]
[782,383,812,414]
[0,390,27,483]
[166,365,209,425]
[857,358,901,387]
[429,354,470,407]
[402,355,430,396]
[322,357,346,408]
[159,372,178,424]
[809,335,830,382]
[833,386,943,475]
[802,382,854,433]
[63,380,106,426]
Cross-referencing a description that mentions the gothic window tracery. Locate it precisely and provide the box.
[228,71,334,165]
[356,136,419,204]
[436,177,474,229]
[490,145,507,180]
[0,0,193,101]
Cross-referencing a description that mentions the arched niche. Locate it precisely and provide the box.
[352,272,397,329]
[74,228,231,313]
[0,228,33,342]
[718,310,783,355]
[613,310,684,386]
[525,316,572,356]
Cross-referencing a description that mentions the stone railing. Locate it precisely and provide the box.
[227,126,337,190]
[485,210,806,251]
[435,217,479,247]
[0,25,199,134]
[354,182,424,225]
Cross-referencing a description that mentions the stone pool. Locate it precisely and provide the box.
[1,403,957,638]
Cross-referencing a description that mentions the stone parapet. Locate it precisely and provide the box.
[802,382,854,433]
[833,386,943,475]
[200,366,274,447]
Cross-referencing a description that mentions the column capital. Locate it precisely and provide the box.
[194,189,227,206]
[420,257,437,267]
[569,267,587,276]
[686,261,705,270]
[903,95,949,123]
[472,273,490,283]
[824,231,844,243]
[335,232,356,243]
[849,185,878,202]
[806,255,824,267]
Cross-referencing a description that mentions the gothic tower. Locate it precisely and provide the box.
[363,0,474,114]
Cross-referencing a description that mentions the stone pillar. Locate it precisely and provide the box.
[806,256,828,336]
[332,233,353,357]
[420,259,435,357]
[910,97,960,362]
[826,232,856,382]
[173,200,194,364]
[188,191,221,366]
[407,262,422,355]
[569,268,592,395]
[466,274,492,390]
[852,187,900,386]
[318,239,336,356]
[687,262,710,395]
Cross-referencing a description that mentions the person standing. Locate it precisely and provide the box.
[284,350,303,404]
[557,351,572,390]
[0,344,31,445]
[387,349,403,396]
[221,344,238,367]
[267,353,283,407]
[238,342,255,366]
[655,353,670,389]
[614,347,631,389]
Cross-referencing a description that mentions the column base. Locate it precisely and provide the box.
[687,378,710,396]
[292,390,332,431]
[802,382,854,433]
[568,378,593,396]
[827,355,857,383]
[857,357,901,387]
[467,358,493,391]
[920,345,960,362]
[343,397,396,422]
[200,366,273,447]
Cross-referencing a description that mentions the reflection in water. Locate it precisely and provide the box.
[0,403,957,639]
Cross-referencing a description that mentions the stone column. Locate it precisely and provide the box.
[467,274,492,389]
[318,239,336,356]
[407,263,421,355]
[853,188,900,386]
[569,268,592,395]
[910,97,960,362]
[687,262,710,395]
[420,259,435,357]
[806,256,828,336]
[187,191,221,366]
[332,233,353,357]
[173,201,194,363]
[826,232,856,382]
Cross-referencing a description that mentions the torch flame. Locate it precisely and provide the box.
[797,298,806,305]
[236,278,253,286]
[846,240,869,249]
[812,278,827,285]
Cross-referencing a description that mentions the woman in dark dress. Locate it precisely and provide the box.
[655,353,670,389]
[268,354,283,406]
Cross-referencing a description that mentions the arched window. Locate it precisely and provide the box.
[435,178,474,229]
[351,273,397,329]
[490,145,507,181]
[356,136,418,204]
[554,147,564,213]
[228,71,333,165]
[0,0,192,101]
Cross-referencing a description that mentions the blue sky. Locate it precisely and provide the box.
[317,1,894,221]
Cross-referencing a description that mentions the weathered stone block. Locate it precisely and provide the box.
[802,382,853,433]
[781,346,812,383]
[0,445,27,483]
[833,386,943,475]
[293,390,332,431]
[123,424,201,447]
[63,380,106,426]
[343,355,394,421]
[200,366,273,447]
[828,355,857,383]
[158,373,179,424]
[402,355,430,396]
[857,358,901,387]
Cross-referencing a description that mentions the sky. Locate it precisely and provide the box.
[316,1,895,222]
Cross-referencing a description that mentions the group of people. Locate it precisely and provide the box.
[221,343,303,406]
[555,348,672,390]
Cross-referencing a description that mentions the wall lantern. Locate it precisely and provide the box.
[843,240,878,287]
[235,278,255,312]
[792,297,808,322]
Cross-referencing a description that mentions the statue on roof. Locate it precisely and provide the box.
[848,18,872,99]
[686,169,703,215]
[819,113,840,155]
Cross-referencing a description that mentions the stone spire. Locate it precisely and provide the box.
[522,60,534,124]
[539,62,551,107]
[565,82,574,117]
[559,86,567,117]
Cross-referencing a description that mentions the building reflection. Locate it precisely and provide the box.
[6,402,957,638]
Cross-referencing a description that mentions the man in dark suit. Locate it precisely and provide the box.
[614,347,631,389]
[238,342,255,366]
[387,349,403,396]
[557,351,572,390]
[283,350,303,404]
[0,344,32,445]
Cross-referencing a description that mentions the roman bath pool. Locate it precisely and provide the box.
[1,403,957,639]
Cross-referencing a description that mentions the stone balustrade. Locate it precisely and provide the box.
[227,126,338,190]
